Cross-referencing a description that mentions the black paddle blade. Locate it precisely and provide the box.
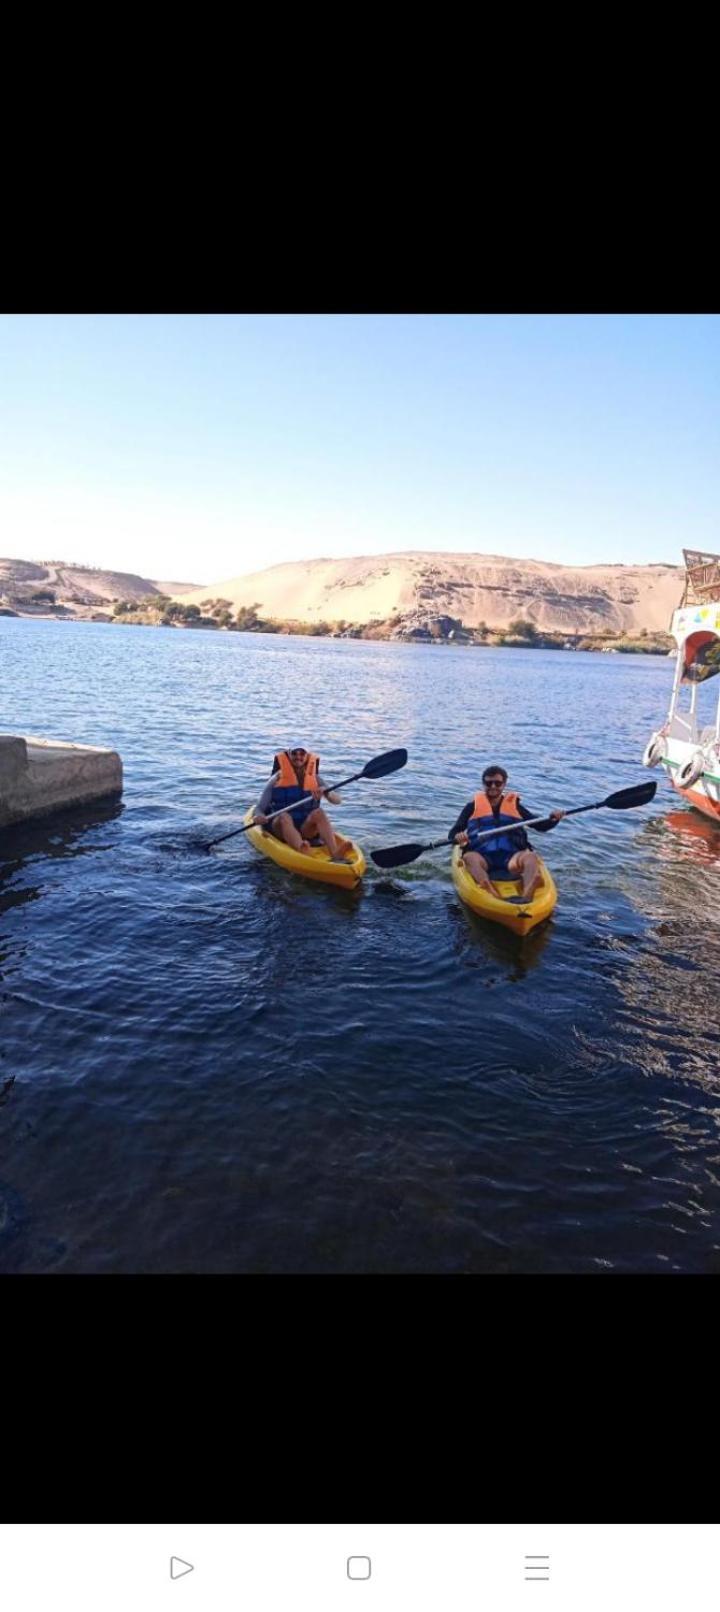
[605,780,657,810]
[361,747,408,780]
[371,841,428,869]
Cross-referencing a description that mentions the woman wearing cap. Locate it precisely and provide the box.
[253,746,353,863]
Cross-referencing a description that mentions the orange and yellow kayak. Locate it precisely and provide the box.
[243,807,366,889]
[451,845,558,936]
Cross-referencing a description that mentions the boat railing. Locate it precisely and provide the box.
[680,548,720,606]
[669,710,697,739]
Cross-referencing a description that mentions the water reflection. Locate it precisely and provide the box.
[450,901,554,976]
[0,800,124,872]
[660,808,720,866]
[610,842,720,1101]
[0,802,124,969]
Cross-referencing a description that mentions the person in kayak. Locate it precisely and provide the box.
[253,746,353,863]
[448,765,565,900]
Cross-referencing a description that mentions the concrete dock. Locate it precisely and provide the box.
[0,734,123,828]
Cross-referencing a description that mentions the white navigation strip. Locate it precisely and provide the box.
[0,1524,713,1612]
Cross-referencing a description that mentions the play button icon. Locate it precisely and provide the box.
[170,1558,194,1580]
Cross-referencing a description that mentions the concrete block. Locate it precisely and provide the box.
[0,734,123,828]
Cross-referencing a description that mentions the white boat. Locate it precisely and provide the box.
[642,549,720,824]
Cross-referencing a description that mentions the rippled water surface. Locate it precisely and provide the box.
[2,619,720,1272]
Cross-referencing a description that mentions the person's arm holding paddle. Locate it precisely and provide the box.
[318,775,342,806]
[370,780,656,871]
[516,802,566,831]
[447,801,473,848]
[200,747,408,853]
[253,774,279,826]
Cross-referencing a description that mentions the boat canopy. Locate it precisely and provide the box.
[680,628,720,684]
[671,600,720,679]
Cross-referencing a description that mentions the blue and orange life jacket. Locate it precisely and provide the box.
[269,751,323,821]
[467,790,528,858]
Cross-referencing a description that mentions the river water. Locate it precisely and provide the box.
[1,619,719,1272]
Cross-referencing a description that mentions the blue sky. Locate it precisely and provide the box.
[1,313,718,583]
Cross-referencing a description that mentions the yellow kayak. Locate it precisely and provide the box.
[451,845,558,936]
[243,807,366,889]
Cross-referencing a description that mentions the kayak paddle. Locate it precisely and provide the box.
[201,747,408,851]
[370,780,658,870]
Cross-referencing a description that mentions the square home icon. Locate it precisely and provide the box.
[347,1558,372,1580]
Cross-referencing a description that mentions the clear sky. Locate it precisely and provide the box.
[1,313,718,583]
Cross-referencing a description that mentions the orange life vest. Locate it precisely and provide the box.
[468,790,527,858]
[471,789,522,821]
[274,751,322,794]
[269,751,323,820]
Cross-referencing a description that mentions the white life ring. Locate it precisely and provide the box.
[642,733,666,768]
[677,751,705,790]
[703,747,720,794]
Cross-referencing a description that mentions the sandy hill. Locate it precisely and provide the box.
[0,559,202,619]
[172,551,683,635]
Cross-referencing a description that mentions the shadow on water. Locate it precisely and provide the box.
[0,799,124,933]
[0,1178,66,1273]
[449,900,554,977]
[0,799,124,874]
[246,858,364,913]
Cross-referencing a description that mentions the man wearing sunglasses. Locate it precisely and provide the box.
[448,765,565,901]
[253,745,353,862]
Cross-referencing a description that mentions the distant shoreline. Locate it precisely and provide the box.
[0,609,674,655]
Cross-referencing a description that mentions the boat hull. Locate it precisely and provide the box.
[659,744,720,822]
[664,767,720,821]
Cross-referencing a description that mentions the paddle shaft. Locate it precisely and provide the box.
[373,784,656,867]
[455,786,655,848]
[413,811,568,856]
[465,801,590,844]
[253,772,356,826]
[205,775,357,849]
[408,815,563,855]
[203,761,398,850]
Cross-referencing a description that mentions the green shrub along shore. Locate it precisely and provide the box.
[109,598,673,655]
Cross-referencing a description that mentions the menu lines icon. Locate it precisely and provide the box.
[525,1556,550,1582]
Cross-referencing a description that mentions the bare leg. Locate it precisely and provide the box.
[508,849,542,899]
[462,851,495,892]
[302,806,349,861]
[271,812,313,853]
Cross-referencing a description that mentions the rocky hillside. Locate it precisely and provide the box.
[172,551,684,636]
[0,559,202,620]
